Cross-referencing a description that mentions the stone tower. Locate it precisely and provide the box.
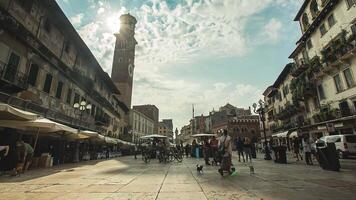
[111,13,137,109]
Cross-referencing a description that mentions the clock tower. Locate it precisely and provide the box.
[111,13,137,109]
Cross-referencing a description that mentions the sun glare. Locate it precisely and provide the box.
[105,14,121,33]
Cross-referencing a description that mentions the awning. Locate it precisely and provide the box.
[289,131,298,138]
[105,137,118,144]
[273,131,288,138]
[0,103,38,121]
[0,118,77,135]
[140,134,168,139]
[80,130,106,143]
[192,133,217,138]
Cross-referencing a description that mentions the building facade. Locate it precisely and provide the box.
[158,121,173,137]
[0,0,129,137]
[129,108,154,143]
[132,105,159,133]
[264,0,356,139]
[178,124,192,144]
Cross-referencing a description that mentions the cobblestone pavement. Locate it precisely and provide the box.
[0,154,356,200]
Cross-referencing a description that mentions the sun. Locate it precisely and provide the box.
[105,14,121,34]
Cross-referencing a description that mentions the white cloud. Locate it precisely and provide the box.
[67,0,299,129]
[70,13,84,26]
[259,18,283,43]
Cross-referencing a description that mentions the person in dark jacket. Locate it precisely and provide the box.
[236,137,245,162]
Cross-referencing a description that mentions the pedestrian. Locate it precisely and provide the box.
[302,136,313,165]
[210,136,219,164]
[236,137,245,162]
[243,137,252,163]
[191,140,197,157]
[134,144,138,159]
[293,137,303,161]
[203,138,211,165]
[218,129,233,175]
[184,144,189,158]
[16,140,34,172]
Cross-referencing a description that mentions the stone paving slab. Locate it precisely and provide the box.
[0,154,356,200]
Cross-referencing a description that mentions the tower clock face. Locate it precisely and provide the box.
[128,63,134,77]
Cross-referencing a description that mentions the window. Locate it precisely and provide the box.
[317,84,326,100]
[307,39,313,49]
[43,19,51,33]
[343,68,355,88]
[64,42,70,53]
[327,14,336,28]
[16,0,33,12]
[345,0,356,8]
[66,88,72,104]
[319,24,327,36]
[302,13,310,31]
[4,52,20,82]
[351,24,356,35]
[74,93,80,104]
[43,73,53,93]
[310,0,319,18]
[55,81,63,99]
[333,74,344,92]
[27,64,39,86]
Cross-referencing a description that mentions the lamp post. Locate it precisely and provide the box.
[253,99,272,160]
[73,100,92,162]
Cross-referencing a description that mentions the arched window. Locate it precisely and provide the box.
[310,0,319,18]
[302,13,310,31]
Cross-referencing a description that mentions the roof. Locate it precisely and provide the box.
[294,0,310,21]
[288,42,305,59]
[272,63,294,88]
[262,86,276,96]
[45,1,120,94]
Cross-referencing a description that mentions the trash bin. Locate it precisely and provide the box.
[273,146,287,164]
[316,142,340,171]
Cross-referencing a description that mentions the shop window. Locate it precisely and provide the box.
[55,81,63,99]
[27,64,39,86]
[43,73,53,93]
[333,74,344,93]
[66,88,72,104]
[343,68,355,88]
[339,101,351,116]
[327,14,336,28]
[319,24,327,36]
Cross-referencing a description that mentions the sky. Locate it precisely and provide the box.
[57,0,303,131]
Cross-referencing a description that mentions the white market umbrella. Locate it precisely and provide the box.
[192,133,217,138]
[140,134,168,139]
[0,118,77,150]
[0,103,38,121]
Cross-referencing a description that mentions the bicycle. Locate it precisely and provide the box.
[141,147,151,163]
[168,148,183,162]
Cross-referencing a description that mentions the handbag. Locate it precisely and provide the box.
[219,136,227,155]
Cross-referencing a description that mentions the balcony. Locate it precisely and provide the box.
[291,62,308,77]
[0,62,28,93]
[275,104,300,120]
[320,30,356,70]
[312,107,341,123]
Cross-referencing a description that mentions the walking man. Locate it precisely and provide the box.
[243,137,253,163]
[303,135,313,165]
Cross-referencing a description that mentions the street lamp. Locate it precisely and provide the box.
[253,99,272,160]
[73,100,91,163]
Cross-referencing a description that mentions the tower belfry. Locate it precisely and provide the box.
[111,13,137,109]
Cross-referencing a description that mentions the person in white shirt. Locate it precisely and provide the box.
[302,135,313,165]
[218,130,233,175]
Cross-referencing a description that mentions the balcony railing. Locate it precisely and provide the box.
[312,107,341,123]
[321,30,356,68]
[0,61,28,93]
[291,61,308,77]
